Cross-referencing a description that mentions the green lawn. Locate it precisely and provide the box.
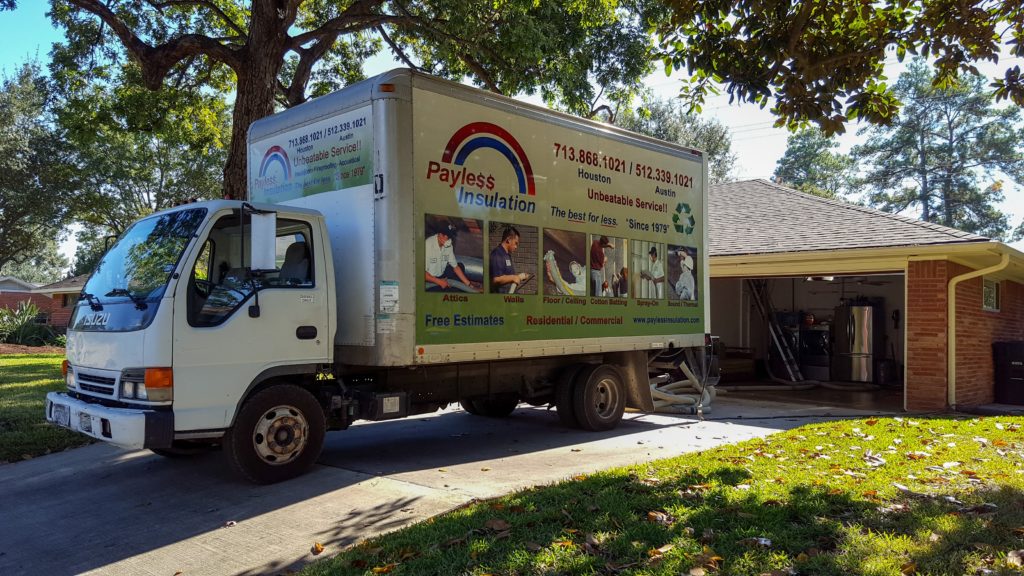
[0,353,91,462]
[305,416,1024,576]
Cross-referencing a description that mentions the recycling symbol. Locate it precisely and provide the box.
[673,202,695,235]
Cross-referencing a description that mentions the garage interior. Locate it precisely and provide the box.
[710,273,906,411]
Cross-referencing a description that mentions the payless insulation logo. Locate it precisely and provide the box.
[254,145,291,189]
[425,122,537,214]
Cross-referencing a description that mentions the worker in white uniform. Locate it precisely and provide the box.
[640,245,666,298]
[674,250,696,300]
[425,223,480,292]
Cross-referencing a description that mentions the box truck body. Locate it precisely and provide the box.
[46,69,710,483]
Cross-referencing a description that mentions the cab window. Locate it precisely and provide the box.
[187,215,314,327]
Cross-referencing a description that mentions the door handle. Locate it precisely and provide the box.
[296,326,317,340]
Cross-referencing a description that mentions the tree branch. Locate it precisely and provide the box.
[289,0,389,49]
[69,0,242,88]
[376,24,422,70]
[145,0,246,38]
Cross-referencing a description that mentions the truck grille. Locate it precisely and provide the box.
[78,372,117,397]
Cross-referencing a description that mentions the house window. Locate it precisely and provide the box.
[983,278,1001,311]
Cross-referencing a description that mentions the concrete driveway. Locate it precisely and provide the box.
[0,395,894,576]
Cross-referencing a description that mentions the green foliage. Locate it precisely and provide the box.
[305,416,1024,576]
[854,59,1024,239]
[774,128,857,199]
[0,354,88,463]
[656,0,1024,135]
[617,94,737,183]
[0,237,69,284]
[0,301,53,346]
[44,0,658,198]
[54,62,229,234]
[0,61,77,271]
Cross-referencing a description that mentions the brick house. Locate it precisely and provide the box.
[32,275,90,330]
[708,180,1024,412]
[0,275,53,322]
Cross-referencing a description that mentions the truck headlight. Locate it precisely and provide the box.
[65,370,76,390]
[120,368,172,402]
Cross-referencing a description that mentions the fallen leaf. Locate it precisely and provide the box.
[866,419,879,426]
[351,560,368,569]
[571,448,582,452]
[490,503,505,510]
[223,521,237,528]
[553,539,575,549]
[1008,550,1024,567]
[372,563,397,574]
[900,561,916,574]
[929,532,941,542]
[485,518,511,531]
[647,511,673,526]
[438,468,448,472]
[525,542,543,552]
[689,568,706,576]
[1013,527,1024,537]
[310,542,324,555]
[480,467,491,471]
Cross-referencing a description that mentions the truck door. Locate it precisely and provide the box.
[171,213,331,431]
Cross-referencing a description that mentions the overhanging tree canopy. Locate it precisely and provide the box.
[33,0,658,199]
[657,0,1024,134]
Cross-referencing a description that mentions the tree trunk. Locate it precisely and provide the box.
[223,71,277,199]
[221,0,296,200]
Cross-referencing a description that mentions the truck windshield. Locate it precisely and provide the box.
[80,208,207,319]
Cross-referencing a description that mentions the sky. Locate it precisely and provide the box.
[2,2,1023,261]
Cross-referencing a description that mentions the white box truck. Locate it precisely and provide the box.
[46,69,711,483]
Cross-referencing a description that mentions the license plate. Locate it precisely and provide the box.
[51,402,71,427]
[79,412,93,434]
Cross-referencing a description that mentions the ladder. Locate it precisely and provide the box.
[746,279,804,382]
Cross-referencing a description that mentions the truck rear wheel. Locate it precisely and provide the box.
[555,363,586,428]
[462,394,520,418]
[224,385,326,484]
[572,364,626,431]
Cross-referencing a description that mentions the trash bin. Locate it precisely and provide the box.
[993,341,1024,405]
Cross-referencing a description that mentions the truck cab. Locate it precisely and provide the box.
[47,200,337,483]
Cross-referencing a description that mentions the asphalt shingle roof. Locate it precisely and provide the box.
[708,179,989,257]
[35,274,89,294]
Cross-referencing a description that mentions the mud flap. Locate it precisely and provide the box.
[607,351,655,413]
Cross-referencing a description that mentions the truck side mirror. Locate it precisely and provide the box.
[250,211,277,273]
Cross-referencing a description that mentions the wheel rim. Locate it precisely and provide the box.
[592,375,620,420]
[252,404,308,465]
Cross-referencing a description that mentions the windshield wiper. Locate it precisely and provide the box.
[105,288,148,310]
[79,292,103,311]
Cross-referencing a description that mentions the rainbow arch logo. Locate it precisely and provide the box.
[259,145,291,180]
[441,122,535,195]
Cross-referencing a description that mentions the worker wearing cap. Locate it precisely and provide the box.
[490,226,530,294]
[640,245,666,298]
[589,235,614,296]
[674,250,696,300]
[425,223,479,292]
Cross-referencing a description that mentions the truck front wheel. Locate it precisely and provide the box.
[225,385,326,484]
[572,364,626,431]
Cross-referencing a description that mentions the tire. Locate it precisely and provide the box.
[466,394,520,418]
[555,363,587,428]
[459,399,481,415]
[150,440,217,458]
[572,364,626,431]
[224,385,326,484]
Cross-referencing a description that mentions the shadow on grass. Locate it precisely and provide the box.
[310,465,1024,576]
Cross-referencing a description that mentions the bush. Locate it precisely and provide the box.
[0,301,54,346]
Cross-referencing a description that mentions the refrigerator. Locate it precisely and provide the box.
[832,304,879,382]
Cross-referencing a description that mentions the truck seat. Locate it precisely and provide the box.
[278,242,310,285]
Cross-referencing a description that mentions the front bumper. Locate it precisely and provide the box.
[45,392,173,450]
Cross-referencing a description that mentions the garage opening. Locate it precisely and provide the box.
[710,273,905,411]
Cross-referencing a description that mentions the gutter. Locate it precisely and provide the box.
[947,251,1010,409]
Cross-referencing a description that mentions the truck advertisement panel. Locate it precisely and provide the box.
[414,88,705,345]
[248,106,373,203]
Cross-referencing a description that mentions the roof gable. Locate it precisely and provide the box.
[709,179,988,257]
